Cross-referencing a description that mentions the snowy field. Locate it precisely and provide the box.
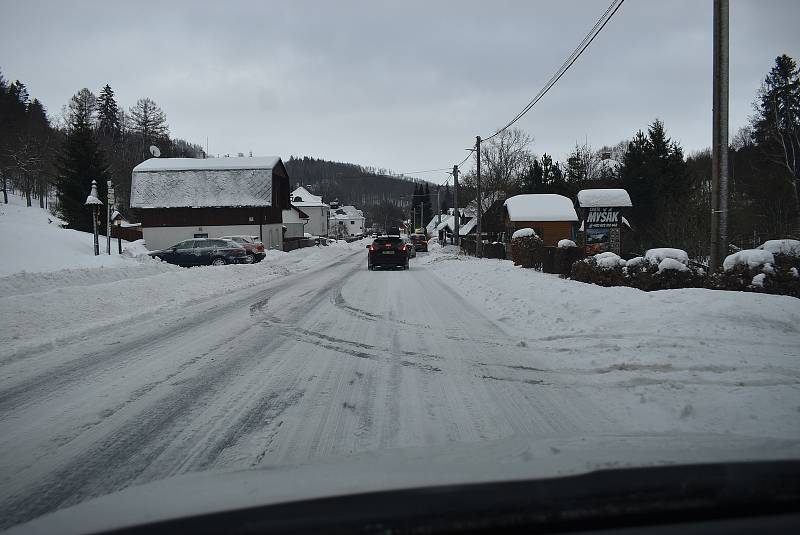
[1,200,799,532]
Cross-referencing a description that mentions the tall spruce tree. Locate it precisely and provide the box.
[620,119,690,248]
[96,84,121,142]
[57,90,109,232]
[751,54,800,230]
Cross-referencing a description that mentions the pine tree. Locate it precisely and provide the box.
[56,90,110,232]
[97,84,121,141]
[620,119,691,248]
[751,54,800,230]
[422,183,432,222]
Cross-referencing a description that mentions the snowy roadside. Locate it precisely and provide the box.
[0,241,366,361]
[416,246,800,439]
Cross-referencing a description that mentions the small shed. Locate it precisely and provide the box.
[576,188,632,256]
[503,194,578,246]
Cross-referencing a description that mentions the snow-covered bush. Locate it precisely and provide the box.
[554,244,583,277]
[570,253,625,287]
[557,239,577,248]
[710,247,799,297]
[510,229,543,269]
[758,239,800,257]
[722,249,775,271]
[644,248,689,266]
[623,254,703,291]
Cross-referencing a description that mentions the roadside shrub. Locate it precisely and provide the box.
[570,253,625,287]
[555,246,583,277]
[711,250,800,297]
[511,229,544,269]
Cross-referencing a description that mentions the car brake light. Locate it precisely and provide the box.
[369,245,376,251]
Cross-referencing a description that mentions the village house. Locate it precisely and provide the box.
[130,156,290,251]
[290,186,329,238]
[503,194,578,246]
[329,204,366,238]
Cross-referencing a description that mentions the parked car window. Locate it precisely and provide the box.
[174,240,195,250]
[192,240,210,248]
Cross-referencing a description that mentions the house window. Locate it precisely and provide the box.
[194,233,208,238]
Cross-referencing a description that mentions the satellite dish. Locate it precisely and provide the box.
[149,145,161,158]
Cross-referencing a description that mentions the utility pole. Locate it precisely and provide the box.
[106,180,114,254]
[710,0,729,271]
[419,202,424,232]
[453,165,460,246]
[475,136,483,257]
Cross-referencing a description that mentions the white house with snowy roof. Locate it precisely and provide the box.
[329,205,365,238]
[130,156,290,251]
[291,186,329,237]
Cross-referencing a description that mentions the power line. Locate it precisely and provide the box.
[483,0,625,142]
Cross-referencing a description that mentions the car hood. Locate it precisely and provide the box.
[8,433,800,535]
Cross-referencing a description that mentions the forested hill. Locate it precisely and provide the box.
[284,156,430,209]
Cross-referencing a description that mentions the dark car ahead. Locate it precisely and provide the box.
[148,238,247,267]
[410,233,428,252]
[367,235,409,270]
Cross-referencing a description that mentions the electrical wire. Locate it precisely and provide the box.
[482,0,625,142]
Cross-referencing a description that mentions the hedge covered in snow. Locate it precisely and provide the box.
[569,245,800,296]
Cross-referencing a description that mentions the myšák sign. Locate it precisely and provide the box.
[585,207,619,228]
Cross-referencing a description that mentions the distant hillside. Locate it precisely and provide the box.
[284,156,430,210]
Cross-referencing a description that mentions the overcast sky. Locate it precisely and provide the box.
[1,0,798,180]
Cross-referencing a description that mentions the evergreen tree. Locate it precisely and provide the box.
[96,84,121,141]
[751,54,800,230]
[441,183,451,213]
[620,119,691,248]
[56,90,109,232]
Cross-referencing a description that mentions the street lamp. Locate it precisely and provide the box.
[84,180,103,256]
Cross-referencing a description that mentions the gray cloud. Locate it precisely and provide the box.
[2,0,798,177]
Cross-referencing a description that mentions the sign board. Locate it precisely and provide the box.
[585,207,620,228]
[585,207,621,255]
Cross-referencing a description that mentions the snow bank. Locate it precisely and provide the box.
[0,195,136,276]
[558,239,577,248]
[644,248,689,266]
[576,188,632,208]
[0,245,358,358]
[504,194,578,222]
[657,258,689,273]
[121,239,151,258]
[759,239,800,257]
[594,252,625,269]
[723,249,775,271]
[751,273,767,287]
[511,228,537,240]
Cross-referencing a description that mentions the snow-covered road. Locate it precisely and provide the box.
[2,244,799,531]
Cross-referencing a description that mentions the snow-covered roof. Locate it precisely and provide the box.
[291,186,325,207]
[134,156,280,172]
[459,217,477,236]
[330,205,364,220]
[503,194,578,222]
[577,189,632,208]
[435,215,456,232]
[131,157,278,209]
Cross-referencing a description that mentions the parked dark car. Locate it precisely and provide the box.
[367,236,409,270]
[148,238,247,267]
[219,235,266,263]
[409,233,428,252]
